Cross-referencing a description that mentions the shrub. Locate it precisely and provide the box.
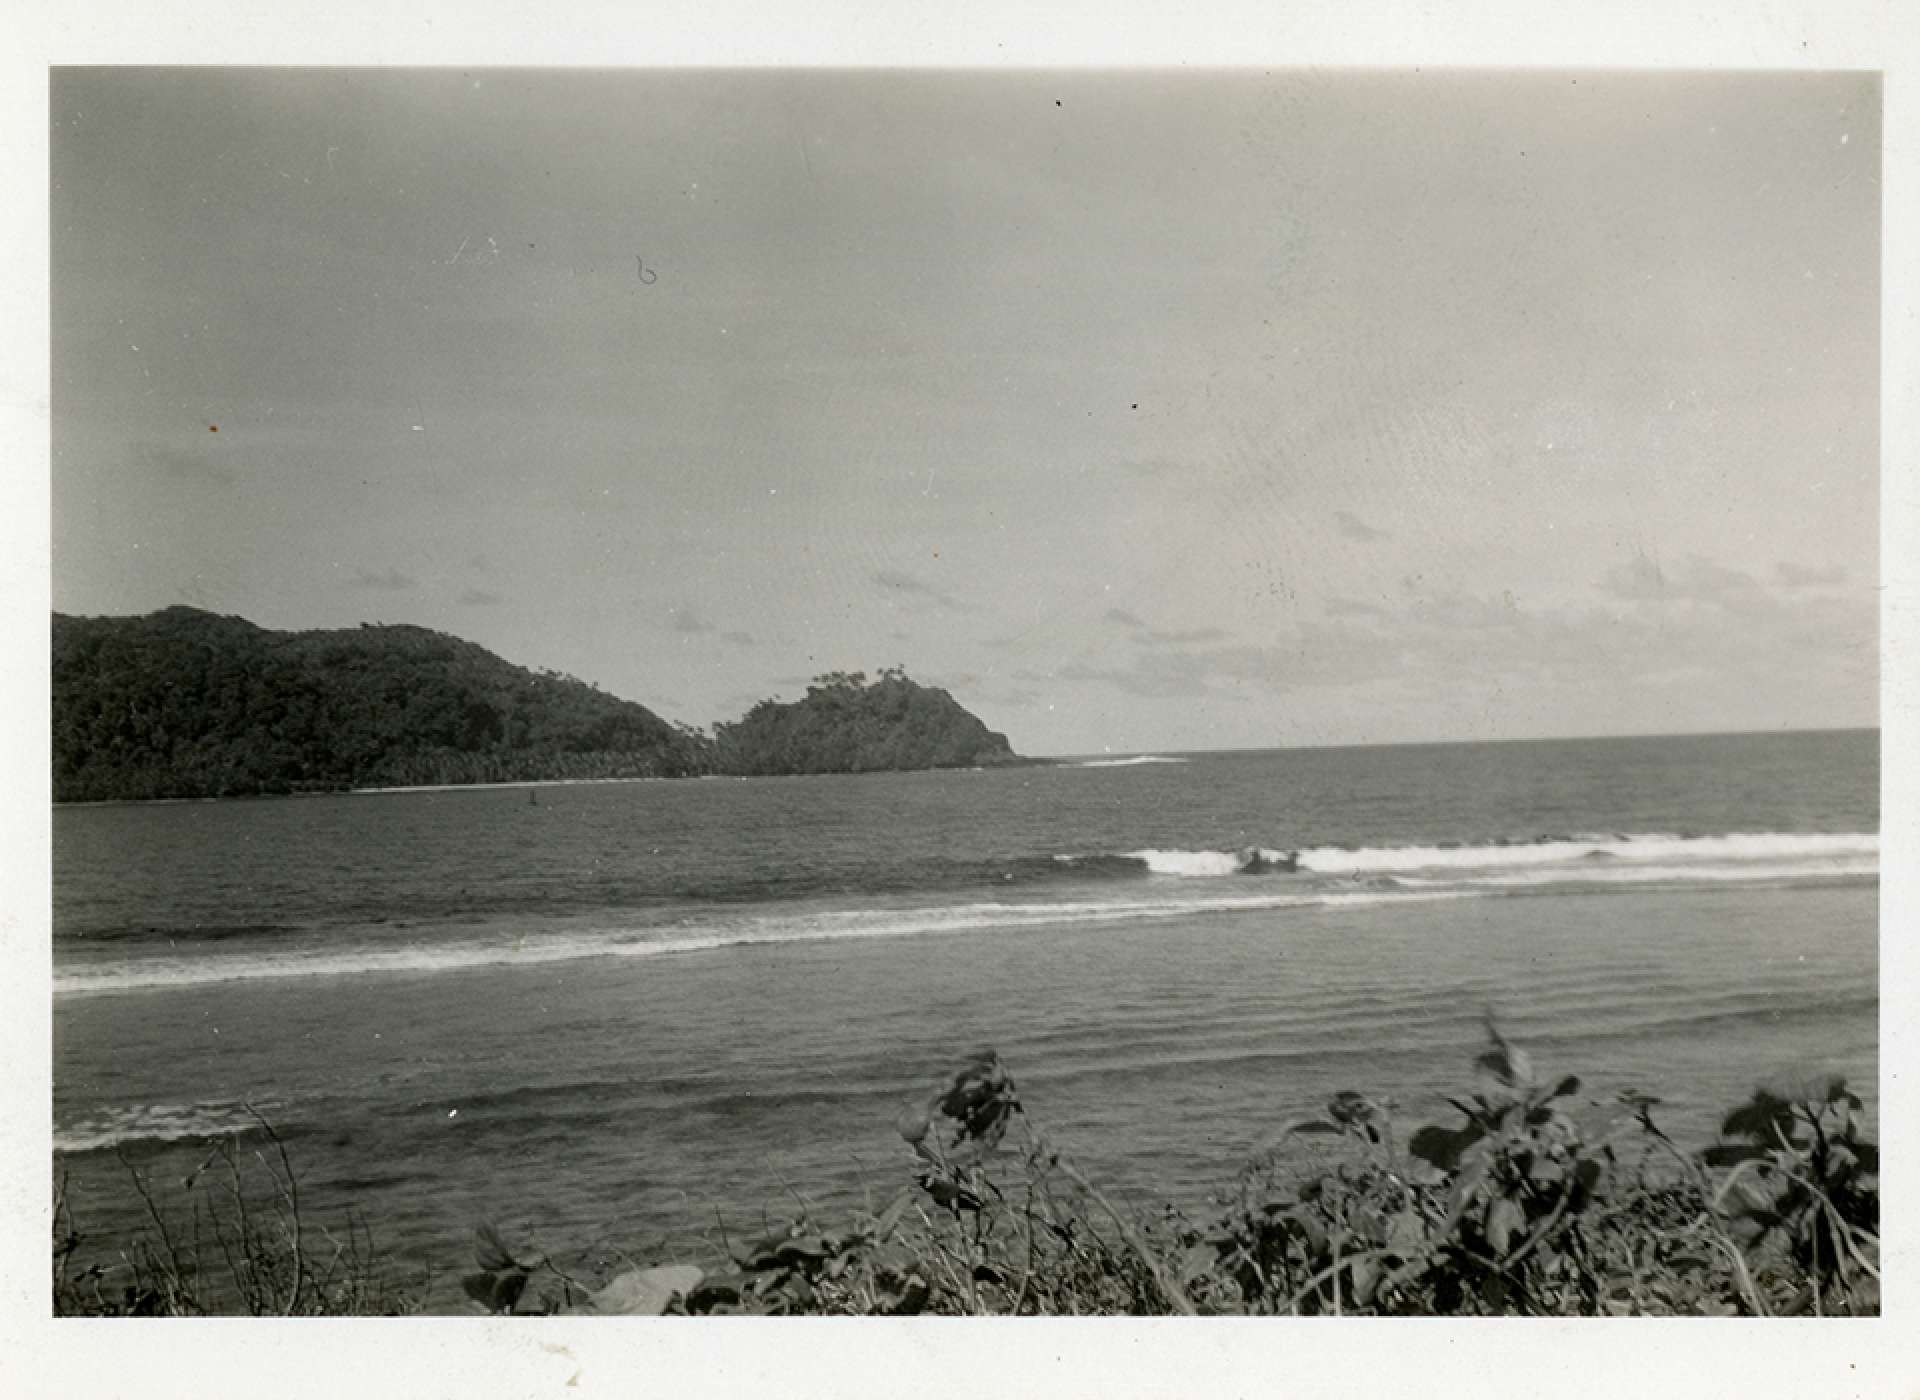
[52,1109,423,1317]
[451,1031,1876,1318]
[60,1034,1878,1318]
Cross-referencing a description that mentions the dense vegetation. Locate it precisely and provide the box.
[56,1030,1878,1317]
[51,611,1019,801]
[712,669,1019,776]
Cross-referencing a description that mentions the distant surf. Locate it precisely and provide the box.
[52,886,1501,998]
[1071,755,1189,768]
[53,828,1875,1000]
[1059,831,1877,881]
[54,1101,271,1154]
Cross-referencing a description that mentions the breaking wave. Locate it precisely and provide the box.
[54,1102,272,1154]
[1292,831,1876,876]
[1061,832,1877,881]
[53,832,1874,1000]
[55,886,1479,999]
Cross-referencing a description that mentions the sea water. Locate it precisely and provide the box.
[52,730,1878,1310]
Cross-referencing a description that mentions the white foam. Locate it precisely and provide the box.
[53,831,1878,999]
[1295,831,1877,876]
[52,885,1477,998]
[1125,848,1290,876]
[1399,859,1879,889]
[1074,755,1189,768]
[54,1101,270,1154]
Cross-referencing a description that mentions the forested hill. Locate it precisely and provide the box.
[51,611,1026,801]
[713,669,1021,776]
[51,607,709,802]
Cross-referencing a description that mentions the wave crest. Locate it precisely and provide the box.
[55,1102,270,1154]
[1294,831,1877,875]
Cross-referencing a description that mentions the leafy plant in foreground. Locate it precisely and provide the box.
[1396,1026,1614,1313]
[70,1033,1875,1317]
[1702,1076,1879,1314]
[53,1112,421,1317]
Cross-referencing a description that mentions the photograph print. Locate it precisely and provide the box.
[49,66,1879,1318]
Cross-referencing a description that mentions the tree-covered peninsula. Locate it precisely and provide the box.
[51,609,1024,802]
[712,669,1020,776]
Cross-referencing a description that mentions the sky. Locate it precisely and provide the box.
[50,68,1879,755]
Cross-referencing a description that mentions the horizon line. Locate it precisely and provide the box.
[1035,724,1880,761]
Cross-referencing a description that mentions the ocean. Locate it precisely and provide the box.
[51,729,1879,1311]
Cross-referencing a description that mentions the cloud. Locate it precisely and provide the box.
[1598,554,1759,605]
[1039,569,1874,714]
[133,440,235,487]
[1057,655,1218,699]
[1335,510,1390,543]
[1775,561,1848,588]
[873,569,966,611]
[720,630,757,647]
[1404,591,1526,630]
[1323,596,1388,619]
[457,588,503,606]
[669,605,713,634]
[1053,637,1315,699]
[348,567,418,591]
[1105,607,1227,647]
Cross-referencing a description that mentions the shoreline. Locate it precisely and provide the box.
[49,727,1876,809]
[54,756,1060,809]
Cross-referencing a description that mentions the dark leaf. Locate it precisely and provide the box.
[1326,1091,1379,1126]
[1548,1074,1581,1100]
[682,1277,745,1314]
[881,1276,930,1316]
[1474,1028,1533,1090]
[769,1237,832,1272]
[1701,1143,1771,1168]
[920,1176,984,1212]
[933,1048,1021,1158]
[1380,1254,1434,1294]
[462,1268,529,1314]
[1721,1092,1796,1144]
[1284,1120,1344,1137]
[1410,1122,1484,1173]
